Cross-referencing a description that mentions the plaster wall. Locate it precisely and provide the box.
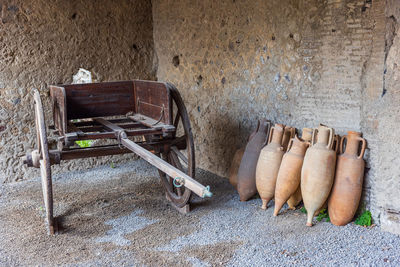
[152,0,400,233]
[0,0,155,182]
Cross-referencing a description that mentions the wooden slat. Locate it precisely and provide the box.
[78,123,146,133]
[50,138,188,161]
[71,128,163,140]
[129,114,175,133]
[70,120,99,127]
[67,123,85,135]
[63,81,135,120]
[94,118,125,132]
[134,80,172,125]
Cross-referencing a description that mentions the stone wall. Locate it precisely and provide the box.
[375,0,400,234]
[0,0,155,182]
[152,0,400,233]
[152,0,376,175]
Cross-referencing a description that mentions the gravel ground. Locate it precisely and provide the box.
[0,160,399,266]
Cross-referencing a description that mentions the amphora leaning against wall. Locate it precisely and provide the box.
[301,124,336,226]
[237,119,271,201]
[229,148,245,189]
[256,123,285,209]
[328,131,366,226]
[274,134,309,216]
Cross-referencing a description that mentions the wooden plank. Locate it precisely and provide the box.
[129,114,175,133]
[50,86,67,135]
[67,128,163,140]
[71,120,99,127]
[134,80,172,125]
[49,137,187,161]
[94,118,125,132]
[108,118,133,124]
[62,81,135,120]
[120,137,211,198]
[165,193,190,214]
[78,123,146,133]
[67,123,85,135]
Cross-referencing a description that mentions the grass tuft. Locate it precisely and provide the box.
[355,210,372,227]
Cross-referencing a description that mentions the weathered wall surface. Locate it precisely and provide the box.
[0,0,155,183]
[374,0,400,234]
[153,0,378,174]
[153,0,400,233]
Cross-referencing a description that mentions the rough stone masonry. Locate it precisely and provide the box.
[0,0,400,235]
[0,0,155,182]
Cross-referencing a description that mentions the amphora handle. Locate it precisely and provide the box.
[311,129,318,146]
[286,138,294,152]
[268,127,274,145]
[339,136,347,154]
[333,135,340,153]
[340,135,366,159]
[327,128,334,149]
[248,120,260,142]
[357,136,367,159]
[261,121,272,146]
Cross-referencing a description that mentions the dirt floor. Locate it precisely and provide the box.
[1,160,399,266]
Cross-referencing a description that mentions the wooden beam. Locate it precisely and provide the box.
[121,137,212,198]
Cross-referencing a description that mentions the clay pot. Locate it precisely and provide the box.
[274,135,309,216]
[328,131,366,226]
[282,126,296,151]
[237,119,271,201]
[301,124,337,226]
[301,128,313,142]
[287,186,302,210]
[229,148,245,189]
[285,128,313,209]
[256,123,285,209]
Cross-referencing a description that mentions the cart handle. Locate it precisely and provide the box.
[173,177,213,198]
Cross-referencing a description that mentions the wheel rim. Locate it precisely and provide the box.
[158,84,195,207]
[33,89,54,233]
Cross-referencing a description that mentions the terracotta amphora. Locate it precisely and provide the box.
[274,135,309,216]
[237,119,271,201]
[229,148,245,189]
[256,123,285,209]
[286,128,312,209]
[301,124,336,226]
[282,126,296,151]
[328,131,366,226]
[301,128,313,142]
[287,186,302,210]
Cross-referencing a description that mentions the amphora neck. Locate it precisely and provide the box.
[345,131,361,155]
[270,124,284,144]
[289,135,309,155]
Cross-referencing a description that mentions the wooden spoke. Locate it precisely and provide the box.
[171,146,188,166]
[173,112,180,129]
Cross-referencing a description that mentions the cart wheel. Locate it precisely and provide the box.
[158,83,195,208]
[33,89,55,235]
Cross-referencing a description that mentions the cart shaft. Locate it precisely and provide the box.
[120,137,212,198]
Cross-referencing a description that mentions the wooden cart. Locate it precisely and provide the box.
[23,80,212,235]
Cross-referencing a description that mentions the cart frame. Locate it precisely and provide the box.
[24,80,212,235]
